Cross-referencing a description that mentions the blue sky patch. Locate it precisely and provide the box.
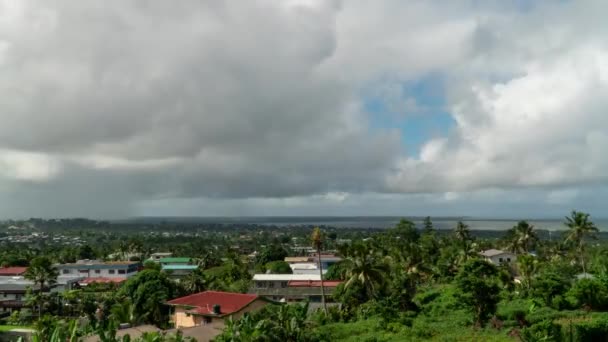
[364,74,456,158]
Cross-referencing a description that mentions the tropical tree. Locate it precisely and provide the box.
[505,221,539,254]
[119,270,177,327]
[181,268,207,294]
[341,242,390,300]
[517,254,539,293]
[110,299,137,325]
[24,256,59,318]
[563,210,598,274]
[423,216,434,234]
[455,259,501,327]
[454,221,474,262]
[312,227,327,314]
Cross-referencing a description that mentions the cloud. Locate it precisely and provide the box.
[389,1,608,196]
[0,0,608,217]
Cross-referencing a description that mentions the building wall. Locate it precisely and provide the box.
[173,300,268,329]
[173,307,198,328]
[487,253,516,264]
[58,267,137,278]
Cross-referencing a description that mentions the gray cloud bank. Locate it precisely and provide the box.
[1,0,607,217]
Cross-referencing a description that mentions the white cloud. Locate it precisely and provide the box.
[1,0,608,217]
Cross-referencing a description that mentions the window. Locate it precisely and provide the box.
[499,258,503,262]
[62,269,70,274]
[118,270,126,274]
[281,281,288,288]
[79,269,88,273]
[3,293,6,298]
[256,281,266,288]
[507,258,511,262]
[268,281,275,288]
[94,270,101,274]
[109,270,116,274]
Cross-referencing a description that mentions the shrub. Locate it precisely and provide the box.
[520,319,563,342]
[566,278,608,310]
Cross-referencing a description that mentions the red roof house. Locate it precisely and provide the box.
[0,267,27,276]
[167,291,268,328]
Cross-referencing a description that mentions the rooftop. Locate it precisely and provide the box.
[253,274,321,281]
[159,257,192,264]
[0,267,27,276]
[167,291,259,316]
[480,249,512,257]
[162,265,198,270]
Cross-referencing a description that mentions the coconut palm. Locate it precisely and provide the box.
[454,221,473,261]
[342,243,390,300]
[311,227,327,314]
[24,256,59,318]
[564,210,598,274]
[181,268,207,294]
[506,221,539,254]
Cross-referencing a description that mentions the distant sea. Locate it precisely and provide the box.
[124,216,608,231]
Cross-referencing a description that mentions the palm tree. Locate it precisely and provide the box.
[564,210,598,274]
[505,221,539,254]
[311,227,327,314]
[454,221,473,261]
[517,254,538,292]
[342,243,390,300]
[110,299,136,326]
[181,268,207,294]
[24,256,59,318]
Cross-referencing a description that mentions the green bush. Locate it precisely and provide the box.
[569,316,608,342]
[520,319,562,342]
[566,278,608,310]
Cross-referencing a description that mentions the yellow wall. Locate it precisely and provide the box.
[173,307,197,328]
[172,299,268,328]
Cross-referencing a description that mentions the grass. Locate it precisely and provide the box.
[0,325,33,332]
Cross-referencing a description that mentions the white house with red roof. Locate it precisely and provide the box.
[166,291,269,328]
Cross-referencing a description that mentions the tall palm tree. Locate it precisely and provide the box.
[564,210,598,274]
[342,243,390,300]
[506,221,539,254]
[311,227,327,314]
[454,221,472,261]
[24,256,59,318]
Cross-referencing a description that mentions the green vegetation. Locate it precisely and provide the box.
[3,212,608,340]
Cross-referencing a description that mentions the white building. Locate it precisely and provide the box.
[480,249,516,265]
[252,274,321,290]
[56,260,140,279]
[289,262,326,275]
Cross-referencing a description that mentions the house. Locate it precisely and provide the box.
[167,291,268,328]
[289,263,326,275]
[284,280,342,303]
[162,264,199,279]
[149,252,173,262]
[480,249,516,265]
[250,274,322,302]
[56,260,140,279]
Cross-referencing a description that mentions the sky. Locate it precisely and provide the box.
[1,0,608,219]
